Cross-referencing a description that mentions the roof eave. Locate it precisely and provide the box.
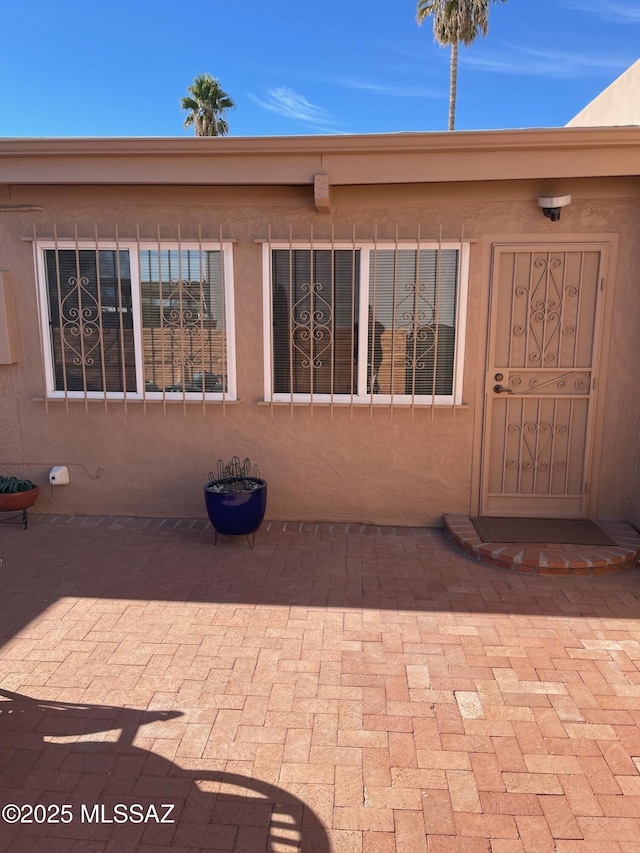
[1,126,639,186]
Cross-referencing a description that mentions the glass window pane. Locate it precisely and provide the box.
[272,249,359,394]
[139,249,226,394]
[369,249,458,396]
[45,249,135,393]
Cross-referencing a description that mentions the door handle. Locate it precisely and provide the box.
[493,384,513,394]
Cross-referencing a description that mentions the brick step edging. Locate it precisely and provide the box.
[444,514,640,575]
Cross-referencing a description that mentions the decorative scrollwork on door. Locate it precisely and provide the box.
[508,371,591,395]
[513,256,579,365]
[506,420,569,473]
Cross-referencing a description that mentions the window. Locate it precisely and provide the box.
[37,240,235,400]
[264,242,468,404]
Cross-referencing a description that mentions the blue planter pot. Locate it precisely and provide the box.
[204,478,267,546]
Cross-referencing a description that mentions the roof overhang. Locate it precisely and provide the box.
[1,126,640,187]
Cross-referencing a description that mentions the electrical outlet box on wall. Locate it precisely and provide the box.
[0,271,18,364]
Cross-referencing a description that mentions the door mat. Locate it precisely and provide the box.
[471,517,615,546]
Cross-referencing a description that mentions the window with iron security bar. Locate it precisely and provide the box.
[264,238,469,407]
[35,234,236,403]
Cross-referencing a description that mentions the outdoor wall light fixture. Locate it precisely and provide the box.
[538,193,572,222]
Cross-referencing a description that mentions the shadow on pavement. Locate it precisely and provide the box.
[0,689,330,852]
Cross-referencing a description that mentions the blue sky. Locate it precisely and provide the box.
[1,0,638,138]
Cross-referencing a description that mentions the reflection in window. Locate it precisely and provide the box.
[42,244,232,398]
[269,246,460,401]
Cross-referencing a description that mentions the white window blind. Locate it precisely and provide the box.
[369,249,458,396]
[267,242,466,405]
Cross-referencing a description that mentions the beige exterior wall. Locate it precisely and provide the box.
[1,176,640,527]
[633,452,640,527]
[568,60,640,127]
[0,129,640,525]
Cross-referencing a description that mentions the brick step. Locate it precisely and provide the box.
[444,515,640,575]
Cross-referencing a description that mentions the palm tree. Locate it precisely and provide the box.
[417,0,506,131]
[181,74,235,137]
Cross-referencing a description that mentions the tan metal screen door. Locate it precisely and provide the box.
[481,244,606,517]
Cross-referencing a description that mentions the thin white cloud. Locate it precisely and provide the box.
[563,1,640,23]
[249,87,340,129]
[461,45,632,78]
[331,78,442,98]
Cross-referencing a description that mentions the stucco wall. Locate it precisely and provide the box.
[568,60,640,127]
[1,179,639,526]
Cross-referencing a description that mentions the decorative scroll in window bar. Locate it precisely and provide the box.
[263,224,469,416]
[32,225,234,412]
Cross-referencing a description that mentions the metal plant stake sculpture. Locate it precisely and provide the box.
[207,456,262,494]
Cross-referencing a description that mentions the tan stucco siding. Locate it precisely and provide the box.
[1,179,639,526]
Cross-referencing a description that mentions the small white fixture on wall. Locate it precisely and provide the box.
[538,194,572,222]
[49,466,70,485]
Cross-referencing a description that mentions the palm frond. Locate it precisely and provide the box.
[417,0,506,46]
[180,73,235,136]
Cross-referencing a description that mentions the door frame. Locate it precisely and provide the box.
[470,232,619,520]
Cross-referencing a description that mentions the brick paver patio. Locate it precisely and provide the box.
[1,515,640,852]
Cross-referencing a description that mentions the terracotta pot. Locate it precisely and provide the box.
[0,486,40,512]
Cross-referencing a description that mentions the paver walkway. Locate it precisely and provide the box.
[1,515,640,852]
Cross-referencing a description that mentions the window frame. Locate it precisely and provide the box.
[262,240,469,406]
[36,239,236,402]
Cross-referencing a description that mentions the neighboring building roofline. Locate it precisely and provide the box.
[568,59,640,128]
